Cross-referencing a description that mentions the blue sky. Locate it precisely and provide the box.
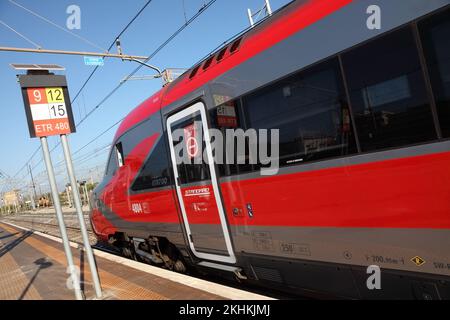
[0,0,291,192]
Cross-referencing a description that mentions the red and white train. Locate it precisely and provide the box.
[90,0,450,299]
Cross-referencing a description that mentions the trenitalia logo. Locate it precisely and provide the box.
[172,121,280,176]
[184,188,211,197]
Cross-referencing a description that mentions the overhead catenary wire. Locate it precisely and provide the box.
[7,0,107,52]
[72,145,111,164]
[53,143,111,170]
[182,0,188,23]
[24,116,122,180]
[0,46,147,60]
[49,0,219,172]
[77,0,219,127]
[0,19,42,48]
[29,151,108,186]
[194,0,291,66]
[70,0,154,105]
[56,0,219,154]
[73,118,124,156]
[63,0,219,165]
[11,0,218,195]
[13,145,41,178]
[11,0,155,180]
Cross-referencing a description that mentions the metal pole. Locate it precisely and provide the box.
[29,188,36,210]
[66,187,72,207]
[247,8,254,27]
[28,164,38,202]
[265,0,272,15]
[79,182,85,206]
[128,58,162,77]
[40,136,83,300]
[0,46,147,60]
[60,134,102,299]
[83,184,90,208]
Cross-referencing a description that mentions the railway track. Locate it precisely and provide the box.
[0,214,97,245]
[15,220,87,232]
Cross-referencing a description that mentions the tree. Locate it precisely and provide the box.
[86,182,99,192]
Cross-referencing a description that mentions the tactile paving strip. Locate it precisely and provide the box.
[0,223,166,300]
[0,240,41,300]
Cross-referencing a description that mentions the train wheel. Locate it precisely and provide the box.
[173,259,187,273]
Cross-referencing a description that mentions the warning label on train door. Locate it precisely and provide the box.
[184,124,199,159]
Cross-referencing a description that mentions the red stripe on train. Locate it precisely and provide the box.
[97,147,450,229]
[221,151,450,229]
[100,134,182,224]
[90,208,117,241]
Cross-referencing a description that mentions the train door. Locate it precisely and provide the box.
[167,101,236,264]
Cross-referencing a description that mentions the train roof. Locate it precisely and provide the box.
[114,0,352,140]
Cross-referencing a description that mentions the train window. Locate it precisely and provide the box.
[342,26,437,151]
[419,8,450,138]
[105,149,117,176]
[115,142,125,168]
[189,65,201,79]
[209,99,256,176]
[230,38,242,53]
[170,113,211,184]
[131,137,171,191]
[216,47,228,62]
[203,56,214,70]
[242,57,357,167]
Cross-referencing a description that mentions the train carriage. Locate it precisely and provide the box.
[90,0,450,299]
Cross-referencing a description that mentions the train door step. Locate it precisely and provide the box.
[198,261,247,280]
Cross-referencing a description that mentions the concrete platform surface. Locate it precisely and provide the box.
[0,222,273,300]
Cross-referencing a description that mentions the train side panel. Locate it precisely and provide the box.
[221,145,450,276]
[92,105,186,249]
[90,0,450,299]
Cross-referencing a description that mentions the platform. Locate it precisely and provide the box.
[0,222,272,300]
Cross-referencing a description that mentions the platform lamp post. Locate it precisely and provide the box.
[79,180,90,208]
[13,64,102,300]
[66,184,72,208]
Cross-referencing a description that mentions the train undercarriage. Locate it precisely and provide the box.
[110,233,188,274]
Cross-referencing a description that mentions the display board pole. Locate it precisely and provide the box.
[60,134,102,298]
[40,136,83,300]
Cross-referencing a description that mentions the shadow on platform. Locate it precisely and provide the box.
[19,257,53,300]
[0,232,20,241]
[0,230,33,258]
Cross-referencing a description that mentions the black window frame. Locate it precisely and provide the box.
[130,134,172,192]
[205,8,449,179]
[341,24,439,152]
[417,6,450,138]
[105,148,118,177]
[208,57,359,177]
[115,142,125,168]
